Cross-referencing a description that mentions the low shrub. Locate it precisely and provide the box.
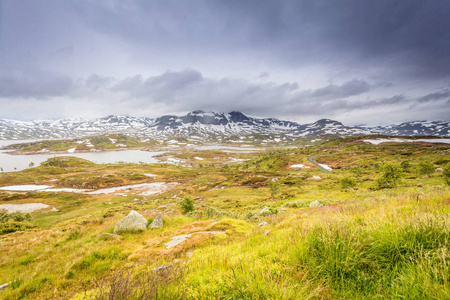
[179,196,195,214]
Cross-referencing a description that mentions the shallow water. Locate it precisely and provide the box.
[0,140,164,172]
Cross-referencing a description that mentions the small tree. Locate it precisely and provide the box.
[179,196,195,214]
[268,180,280,199]
[340,177,356,189]
[400,161,411,172]
[443,162,450,185]
[417,160,434,176]
[376,163,402,189]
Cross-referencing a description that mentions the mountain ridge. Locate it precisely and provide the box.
[0,110,449,139]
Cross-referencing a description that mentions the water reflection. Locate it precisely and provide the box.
[0,140,164,172]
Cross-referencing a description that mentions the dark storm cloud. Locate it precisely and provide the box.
[111,69,376,117]
[70,0,450,80]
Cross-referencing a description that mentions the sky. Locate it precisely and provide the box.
[0,0,449,125]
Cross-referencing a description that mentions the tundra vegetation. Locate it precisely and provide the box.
[0,135,449,299]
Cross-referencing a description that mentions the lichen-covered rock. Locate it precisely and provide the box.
[309,200,323,208]
[258,206,270,215]
[259,221,270,227]
[150,213,163,229]
[113,210,147,233]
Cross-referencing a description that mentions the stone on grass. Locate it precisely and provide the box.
[153,264,172,272]
[258,206,270,215]
[113,210,147,233]
[259,221,270,227]
[309,200,323,208]
[0,282,10,291]
[150,213,163,229]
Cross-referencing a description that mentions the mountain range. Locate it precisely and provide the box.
[0,110,449,140]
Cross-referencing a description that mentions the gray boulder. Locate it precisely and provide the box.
[309,200,324,208]
[258,206,270,216]
[113,210,148,233]
[258,221,270,227]
[150,213,163,229]
[0,282,10,290]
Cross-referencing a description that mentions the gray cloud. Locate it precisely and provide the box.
[0,68,448,125]
[417,90,450,103]
[1,1,450,124]
[66,0,450,80]
[0,69,74,98]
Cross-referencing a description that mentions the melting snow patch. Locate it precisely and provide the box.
[67,147,77,153]
[319,164,332,171]
[364,138,450,145]
[194,157,204,160]
[144,174,157,177]
[47,188,87,193]
[87,182,178,196]
[0,185,51,191]
[0,203,53,213]
[289,164,304,168]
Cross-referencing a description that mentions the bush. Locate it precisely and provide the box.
[400,160,411,172]
[340,177,356,189]
[0,221,35,235]
[179,196,195,214]
[417,160,435,176]
[376,163,401,189]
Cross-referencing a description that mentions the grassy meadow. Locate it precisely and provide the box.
[0,136,449,299]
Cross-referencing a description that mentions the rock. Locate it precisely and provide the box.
[157,205,167,209]
[259,221,270,227]
[309,200,323,208]
[353,187,358,191]
[113,210,148,233]
[258,206,270,215]
[436,168,443,173]
[0,282,10,290]
[152,264,173,272]
[417,183,424,188]
[264,230,271,235]
[149,213,163,229]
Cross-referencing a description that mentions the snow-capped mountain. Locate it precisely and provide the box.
[0,111,448,140]
[295,119,373,137]
[366,120,450,137]
[152,111,301,136]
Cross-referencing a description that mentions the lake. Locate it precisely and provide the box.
[0,140,164,172]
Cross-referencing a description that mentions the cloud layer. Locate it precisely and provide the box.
[0,1,449,124]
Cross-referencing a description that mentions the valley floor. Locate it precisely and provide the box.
[0,136,449,299]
